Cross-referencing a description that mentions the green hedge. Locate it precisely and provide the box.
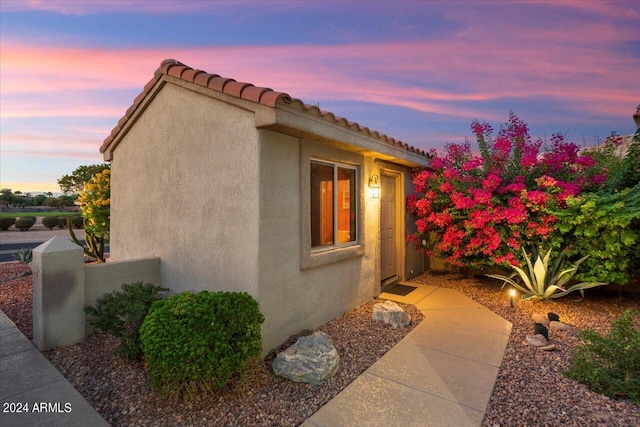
[42,216,59,230]
[0,217,16,231]
[140,291,264,397]
[549,184,640,285]
[15,216,36,231]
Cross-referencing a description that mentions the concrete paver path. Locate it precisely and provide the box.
[303,283,512,427]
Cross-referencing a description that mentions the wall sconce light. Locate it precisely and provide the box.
[368,174,381,198]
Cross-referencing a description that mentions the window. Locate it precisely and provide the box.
[310,160,357,248]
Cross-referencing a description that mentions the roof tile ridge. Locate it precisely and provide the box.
[281,97,428,155]
[224,81,254,98]
[102,59,430,158]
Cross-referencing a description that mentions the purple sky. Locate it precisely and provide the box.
[1,0,639,193]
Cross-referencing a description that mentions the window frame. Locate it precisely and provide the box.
[310,159,358,252]
[300,140,365,270]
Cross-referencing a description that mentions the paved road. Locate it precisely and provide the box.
[0,241,54,263]
[0,240,109,263]
[0,224,110,263]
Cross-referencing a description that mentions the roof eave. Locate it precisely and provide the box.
[261,103,429,168]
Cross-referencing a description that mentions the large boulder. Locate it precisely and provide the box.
[271,331,339,385]
[372,300,411,329]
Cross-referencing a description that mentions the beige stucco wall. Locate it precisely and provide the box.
[108,79,429,355]
[84,257,161,307]
[257,131,382,352]
[109,82,260,296]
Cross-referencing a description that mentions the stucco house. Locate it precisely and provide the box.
[100,59,431,352]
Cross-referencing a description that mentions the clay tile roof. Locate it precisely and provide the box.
[101,59,428,158]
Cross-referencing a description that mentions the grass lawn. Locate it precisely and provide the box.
[0,212,78,218]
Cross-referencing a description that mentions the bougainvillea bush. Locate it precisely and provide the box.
[407,112,632,280]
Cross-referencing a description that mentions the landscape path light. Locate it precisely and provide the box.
[509,288,516,307]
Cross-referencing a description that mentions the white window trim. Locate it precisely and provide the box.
[300,140,365,270]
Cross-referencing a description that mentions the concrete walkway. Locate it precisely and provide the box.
[303,282,512,427]
[0,310,108,427]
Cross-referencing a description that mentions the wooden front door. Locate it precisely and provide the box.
[380,174,398,283]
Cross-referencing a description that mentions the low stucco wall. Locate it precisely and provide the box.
[31,237,162,350]
[84,257,161,307]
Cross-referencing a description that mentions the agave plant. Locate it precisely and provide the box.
[487,246,607,301]
[14,247,33,264]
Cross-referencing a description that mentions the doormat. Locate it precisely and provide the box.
[383,284,417,296]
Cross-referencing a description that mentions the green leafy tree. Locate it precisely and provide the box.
[0,188,14,203]
[58,163,110,194]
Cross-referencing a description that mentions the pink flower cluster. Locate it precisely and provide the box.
[408,113,607,268]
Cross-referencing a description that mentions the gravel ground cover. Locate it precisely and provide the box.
[1,262,639,426]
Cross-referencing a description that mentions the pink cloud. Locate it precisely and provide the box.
[8,0,324,16]
[2,18,638,123]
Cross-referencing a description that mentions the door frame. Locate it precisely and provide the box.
[379,168,405,288]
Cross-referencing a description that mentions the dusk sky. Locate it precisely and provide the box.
[1,0,639,193]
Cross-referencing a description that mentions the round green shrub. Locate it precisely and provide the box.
[564,310,640,404]
[42,216,59,230]
[0,217,16,231]
[85,282,168,361]
[57,217,67,229]
[140,291,265,397]
[70,215,84,229]
[15,216,36,231]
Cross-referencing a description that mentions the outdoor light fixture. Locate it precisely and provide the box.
[369,174,381,198]
[509,288,516,307]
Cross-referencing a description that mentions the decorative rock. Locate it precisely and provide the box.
[271,331,339,385]
[539,343,557,351]
[534,322,549,340]
[547,312,560,322]
[526,334,548,347]
[532,313,550,327]
[372,300,411,329]
[549,320,571,331]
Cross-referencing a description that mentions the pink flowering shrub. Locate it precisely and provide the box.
[408,112,606,269]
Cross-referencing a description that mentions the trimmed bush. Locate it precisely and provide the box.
[85,282,168,361]
[140,291,265,397]
[0,217,16,231]
[42,216,60,230]
[15,216,36,231]
[58,217,67,229]
[564,310,640,404]
[70,215,84,229]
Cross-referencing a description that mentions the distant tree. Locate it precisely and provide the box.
[58,164,110,194]
[44,191,53,198]
[0,188,13,203]
[58,194,77,207]
[44,197,62,207]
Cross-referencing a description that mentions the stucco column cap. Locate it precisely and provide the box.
[33,236,83,255]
